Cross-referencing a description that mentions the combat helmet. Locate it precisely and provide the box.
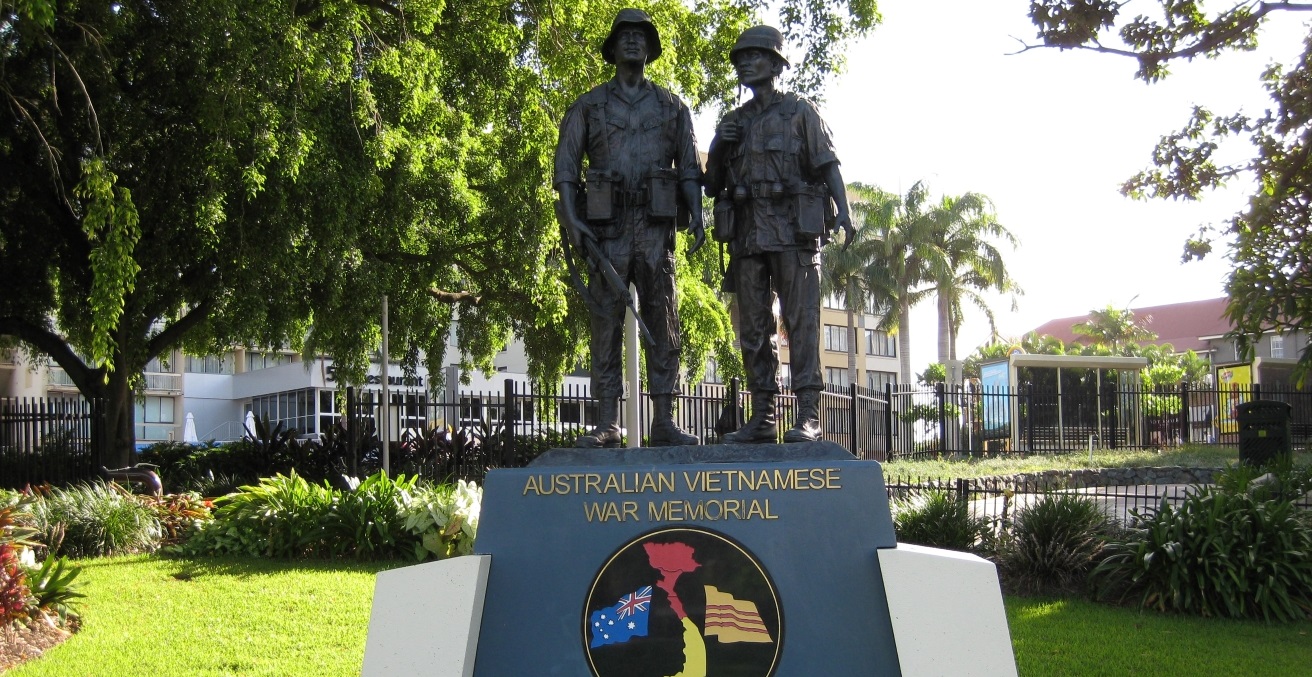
[730,25,789,67]
[601,8,663,64]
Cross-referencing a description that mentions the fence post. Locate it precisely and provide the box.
[848,383,859,458]
[346,386,358,476]
[1026,384,1035,452]
[1109,383,1119,449]
[504,378,517,467]
[936,382,947,455]
[1179,381,1190,444]
[1253,382,1262,400]
[884,382,894,459]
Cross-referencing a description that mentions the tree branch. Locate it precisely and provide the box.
[144,297,216,358]
[0,315,102,395]
[427,289,483,305]
[353,0,403,18]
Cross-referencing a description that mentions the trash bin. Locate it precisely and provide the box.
[1236,400,1292,466]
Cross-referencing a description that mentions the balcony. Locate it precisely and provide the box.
[143,373,182,392]
[47,366,78,388]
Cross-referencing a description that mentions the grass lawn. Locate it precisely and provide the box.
[9,555,403,677]
[10,555,1309,675]
[1007,596,1312,676]
[883,444,1312,479]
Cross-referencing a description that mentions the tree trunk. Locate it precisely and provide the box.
[846,305,857,388]
[936,293,951,366]
[898,296,913,386]
[105,361,135,468]
[846,279,863,390]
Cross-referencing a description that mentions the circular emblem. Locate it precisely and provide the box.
[583,527,782,677]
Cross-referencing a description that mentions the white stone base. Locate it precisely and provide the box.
[878,544,1017,677]
[361,555,490,677]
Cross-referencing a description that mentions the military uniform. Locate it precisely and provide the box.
[707,91,840,396]
[554,79,700,399]
[706,24,850,444]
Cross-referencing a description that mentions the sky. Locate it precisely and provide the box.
[695,0,1309,376]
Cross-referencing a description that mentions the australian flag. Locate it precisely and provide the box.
[589,586,652,648]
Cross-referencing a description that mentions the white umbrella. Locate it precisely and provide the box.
[183,412,199,444]
[244,410,256,438]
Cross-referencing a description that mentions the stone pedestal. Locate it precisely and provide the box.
[362,442,1016,676]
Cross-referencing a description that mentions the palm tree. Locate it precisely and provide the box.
[820,185,889,390]
[929,193,1022,366]
[1072,303,1157,353]
[858,181,949,386]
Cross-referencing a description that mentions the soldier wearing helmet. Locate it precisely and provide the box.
[554,8,705,448]
[705,25,853,445]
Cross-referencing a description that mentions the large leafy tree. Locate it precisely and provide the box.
[928,192,1021,366]
[1024,0,1312,376]
[0,1,880,464]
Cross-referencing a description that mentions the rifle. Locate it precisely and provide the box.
[555,198,657,349]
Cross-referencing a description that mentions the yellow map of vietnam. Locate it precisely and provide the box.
[643,542,707,677]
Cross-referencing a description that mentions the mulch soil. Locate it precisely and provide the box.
[1,620,74,672]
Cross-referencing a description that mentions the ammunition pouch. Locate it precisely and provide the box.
[712,195,735,243]
[581,168,681,236]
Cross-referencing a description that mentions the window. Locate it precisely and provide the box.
[143,357,173,373]
[867,371,897,392]
[186,354,233,374]
[245,352,287,371]
[249,388,315,434]
[134,395,175,441]
[1271,334,1285,359]
[823,325,849,352]
[318,390,340,433]
[825,367,849,388]
[704,358,723,384]
[460,396,483,422]
[559,401,585,425]
[866,329,896,357]
[136,396,175,424]
[823,293,844,310]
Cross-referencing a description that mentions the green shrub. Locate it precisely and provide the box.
[326,472,416,560]
[0,491,85,626]
[175,471,483,562]
[1001,492,1113,595]
[205,472,336,558]
[138,492,212,545]
[403,480,482,560]
[1091,464,1312,621]
[892,488,991,551]
[27,554,85,622]
[30,482,162,558]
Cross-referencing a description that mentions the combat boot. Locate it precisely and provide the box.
[723,391,777,444]
[648,394,699,446]
[575,397,623,448]
[783,388,822,443]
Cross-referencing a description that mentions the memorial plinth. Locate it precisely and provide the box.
[363,442,1017,676]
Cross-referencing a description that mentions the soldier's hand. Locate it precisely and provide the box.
[688,217,706,256]
[567,216,596,249]
[715,119,741,144]
[834,212,855,252]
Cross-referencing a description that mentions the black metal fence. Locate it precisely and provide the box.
[336,379,1311,476]
[340,379,894,473]
[0,397,104,490]
[885,474,1312,528]
[884,382,1312,461]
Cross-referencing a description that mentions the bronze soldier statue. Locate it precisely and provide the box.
[554,8,706,448]
[705,25,853,444]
